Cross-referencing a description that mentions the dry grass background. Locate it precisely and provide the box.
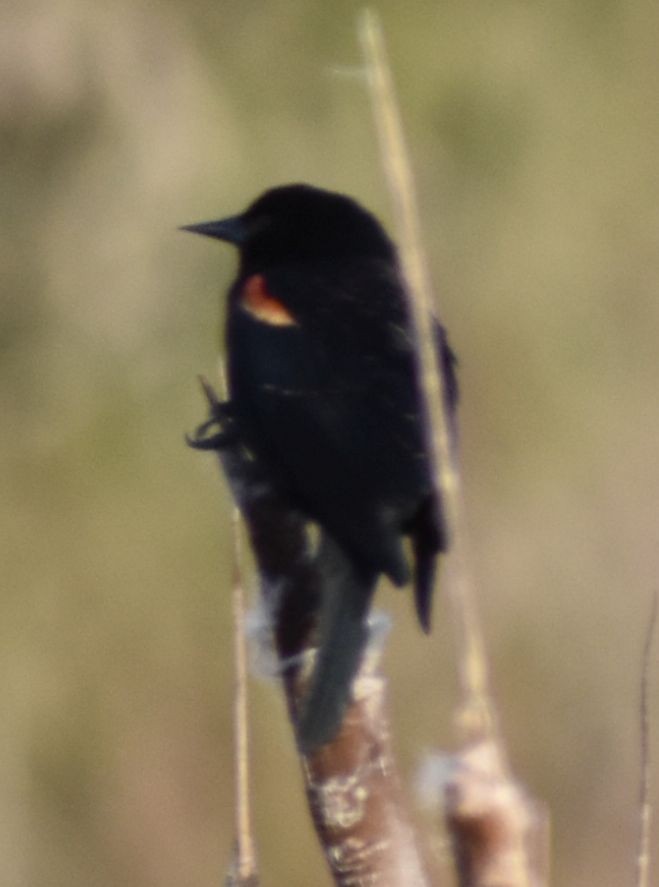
[2,2,658,885]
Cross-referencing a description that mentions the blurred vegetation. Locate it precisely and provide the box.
[2,1,658,885]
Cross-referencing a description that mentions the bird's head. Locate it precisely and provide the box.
[181,183,395,275]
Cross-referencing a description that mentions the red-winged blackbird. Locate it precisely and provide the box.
[183,184,457,751]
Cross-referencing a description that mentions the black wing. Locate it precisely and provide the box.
[227,259,438,580]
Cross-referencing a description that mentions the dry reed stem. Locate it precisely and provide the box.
[198,376,260,887]
[229,507,259,885]
[357,10,547,886]
[357,6,497,747]
[636,591,656,887]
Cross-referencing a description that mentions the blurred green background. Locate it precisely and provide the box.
[2,1,658,884]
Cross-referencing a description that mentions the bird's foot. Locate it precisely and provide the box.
[186,399,238,451]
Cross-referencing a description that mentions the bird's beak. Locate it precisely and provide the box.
[179,214,248,245]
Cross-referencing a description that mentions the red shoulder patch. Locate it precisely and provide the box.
[239,274,297,327]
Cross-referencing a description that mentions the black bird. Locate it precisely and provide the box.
[183,184,457,751]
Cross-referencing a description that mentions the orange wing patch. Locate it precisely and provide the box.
[239,274,297,327]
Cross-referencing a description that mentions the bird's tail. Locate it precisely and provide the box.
[409,494,447,633]
[296,534,377,753]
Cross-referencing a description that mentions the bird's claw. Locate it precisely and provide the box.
[186,400,237,451]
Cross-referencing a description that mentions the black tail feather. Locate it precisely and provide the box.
[409,494,446,633]
[412,543,436,634]
[296,535,377,753]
